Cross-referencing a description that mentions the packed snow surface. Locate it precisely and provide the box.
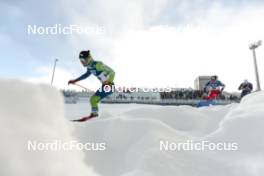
[1,80,264,176]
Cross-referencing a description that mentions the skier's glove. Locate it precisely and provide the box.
[68,79,76,85]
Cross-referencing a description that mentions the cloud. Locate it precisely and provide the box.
[25,66,75,90]
[25,65,103,91]
[1,0,264,91]
[109,3,264,91]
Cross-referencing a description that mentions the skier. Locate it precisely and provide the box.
[68,50,115,122]
[204,75,225,100]
[197,75,225,107]
[238,79,253,98]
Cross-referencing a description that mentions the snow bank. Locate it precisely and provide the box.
[0,80,99,176]
[68,92,264,176]
[205,91,264,175]
[2,80,264,176]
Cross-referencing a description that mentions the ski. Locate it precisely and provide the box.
[71,115,97,122]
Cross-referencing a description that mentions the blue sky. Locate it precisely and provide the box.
[1,0,264,91]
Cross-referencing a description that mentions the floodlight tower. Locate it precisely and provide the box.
[51,58,59,86]
[249,40,262,91]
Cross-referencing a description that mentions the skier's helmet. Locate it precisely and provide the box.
[79,50,92,66]
[79,50,90,59]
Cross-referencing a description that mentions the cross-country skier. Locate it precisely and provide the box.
[68,50,115,122]
[204,75,225,100]
[238,79,253,98]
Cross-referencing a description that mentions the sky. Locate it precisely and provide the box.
[1,0,264,92]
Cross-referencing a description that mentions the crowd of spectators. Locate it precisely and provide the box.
[62,89,240,102]
[62,90,77,97]
[62,90,93,97]
[160,89,239,101]
[160,89,203,100]
[113,93,157,101]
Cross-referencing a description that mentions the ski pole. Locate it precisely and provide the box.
[73,83,94,92]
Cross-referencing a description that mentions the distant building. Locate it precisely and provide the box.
[194,76,212,90]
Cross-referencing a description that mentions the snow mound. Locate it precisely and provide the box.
[0,80,99,176]
[2,80,264,176]
[69,92,264,176]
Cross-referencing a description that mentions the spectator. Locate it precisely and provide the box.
[238,79,253,98]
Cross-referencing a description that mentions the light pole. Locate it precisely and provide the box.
[51,58,59,86]
[249,40,262,91]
